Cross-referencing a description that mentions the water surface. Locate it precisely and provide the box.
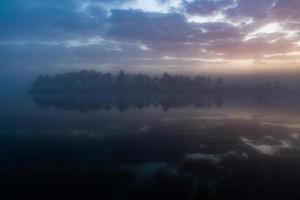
[1,90,300,199]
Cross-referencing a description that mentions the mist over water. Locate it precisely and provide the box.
[1,75,300,199]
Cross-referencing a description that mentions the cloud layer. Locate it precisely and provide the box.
[1,0,300,74]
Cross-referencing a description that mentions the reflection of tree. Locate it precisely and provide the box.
[253,81,287,94]
[31,93,224,113]
[31,92,286,113]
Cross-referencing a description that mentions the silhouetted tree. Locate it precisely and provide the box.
[31,70,229,93]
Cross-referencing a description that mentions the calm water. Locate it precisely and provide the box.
[1,90,300,199]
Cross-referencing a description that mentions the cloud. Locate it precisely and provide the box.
[271,0,300,21]
[183,0,235,16]
[0,0,110,41]
[226,0,277,20]
[107,9,192,43]
[107,9,242,54]
[1,0,300,75]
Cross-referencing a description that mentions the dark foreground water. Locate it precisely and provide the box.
[1,91,300,199]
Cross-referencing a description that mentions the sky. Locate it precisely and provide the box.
[2,0,300,77]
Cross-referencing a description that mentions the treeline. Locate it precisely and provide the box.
[31,70,225,93]
[31,70,289,94]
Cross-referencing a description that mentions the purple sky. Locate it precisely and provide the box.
[1,0,300,76]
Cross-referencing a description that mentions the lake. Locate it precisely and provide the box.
[1,90,300,199]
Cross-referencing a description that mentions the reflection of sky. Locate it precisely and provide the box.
[2,92,300,198]
[3,92,300,135]
[241,137,293,155]
[2,90,300,162]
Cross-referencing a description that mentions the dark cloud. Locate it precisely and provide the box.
[271,0,300,22]
[0,0,109,41]
[183,0,235,16]
[226,0,276,19]
[199,22,242,40]
[107,9,241,49]
[107,9,193,43]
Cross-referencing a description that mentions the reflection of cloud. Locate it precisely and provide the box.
[161,117,176,122]
[241,137,292,155]
[262,121,300,129]
[137,126,150,132]
[290,132,300,139]
[186,153,222,163]
[185,150,249,164]
[184,116,225,120]
[122,162,178,180]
